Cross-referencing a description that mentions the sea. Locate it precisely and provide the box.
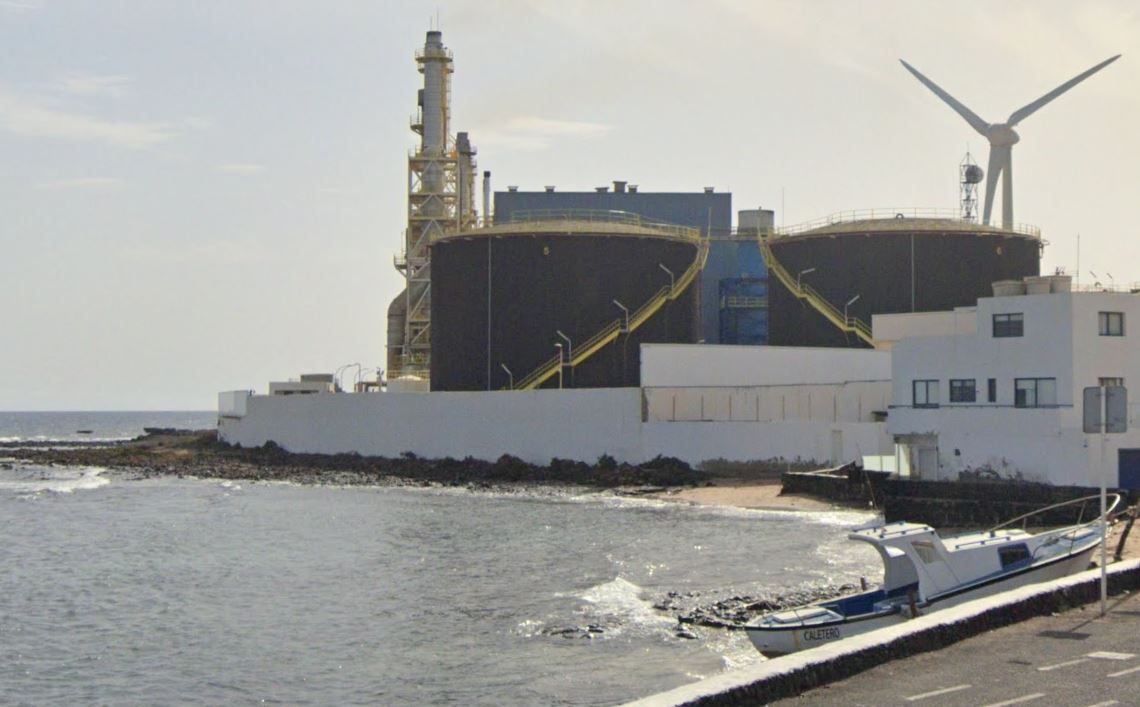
[0,411,882,705]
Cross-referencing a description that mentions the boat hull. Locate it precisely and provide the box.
[746,542,1098,657]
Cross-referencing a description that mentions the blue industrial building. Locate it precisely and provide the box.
[491,183,768,345]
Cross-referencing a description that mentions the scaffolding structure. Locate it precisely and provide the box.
[388,31,477,380]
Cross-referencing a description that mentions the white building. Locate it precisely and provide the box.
[885,277,1140,487]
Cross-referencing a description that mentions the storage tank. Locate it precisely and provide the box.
[766,216,1041,347]
[430,212,702,390]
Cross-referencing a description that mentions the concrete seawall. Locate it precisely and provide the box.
[782,469,1134,526]
[627,560,1140,706]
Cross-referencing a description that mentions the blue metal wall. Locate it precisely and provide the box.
[718,276,768,345]
[704,237,769,344]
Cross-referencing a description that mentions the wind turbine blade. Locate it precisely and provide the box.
[900,59,990,135]
[1007,54,1122,126]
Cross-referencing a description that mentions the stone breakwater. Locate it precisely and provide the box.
[1,430,713,490]
[541,584,861,642]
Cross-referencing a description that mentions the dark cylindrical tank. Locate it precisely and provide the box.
[431,220,700,391]
[767,218,1041,347]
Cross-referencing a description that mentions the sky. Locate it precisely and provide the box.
[1,1,1138,410]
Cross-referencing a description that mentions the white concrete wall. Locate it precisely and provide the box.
[221,388,644,465]
[219,387,891,467]
[640,344,891,387]
[872,308,976,350]
[645,382,889,423]
[642,421,890,466]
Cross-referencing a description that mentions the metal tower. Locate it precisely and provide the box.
[388,30,477,380]
[959,150,983,222]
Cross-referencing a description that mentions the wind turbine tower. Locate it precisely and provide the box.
[901,55,1120,230]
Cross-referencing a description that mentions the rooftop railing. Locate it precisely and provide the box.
[770,208,1041,239]
[499,209,704,243]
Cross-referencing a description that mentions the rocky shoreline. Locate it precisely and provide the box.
[1,429,716,491]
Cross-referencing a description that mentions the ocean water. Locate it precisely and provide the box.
[0,410,216,444]
[0,413,881,705]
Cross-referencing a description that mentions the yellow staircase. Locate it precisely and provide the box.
[756,233,874,346]
[513,239,709,391]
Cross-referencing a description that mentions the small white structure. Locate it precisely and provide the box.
[268,373,335,396]
[888,278,1140,486]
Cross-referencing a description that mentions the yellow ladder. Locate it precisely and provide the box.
[513,239,710,390]
[756,234,874,345]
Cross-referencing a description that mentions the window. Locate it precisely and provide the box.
[987,378,997,403]
[993,313,1024,337]
[1099,311,1124,336]
[999,544,1031,568]
[913,379,939,408]
[912,541,941,564]
[1100,377,1125,388]
[1015,378,1057,408]
[949,379,976,403]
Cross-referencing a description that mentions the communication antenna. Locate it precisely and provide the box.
[959,149,984,222]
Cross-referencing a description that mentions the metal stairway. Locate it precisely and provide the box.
[755,233,875,346]
[512,238,710,391]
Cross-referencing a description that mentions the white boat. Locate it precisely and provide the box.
[746,494,1120,657]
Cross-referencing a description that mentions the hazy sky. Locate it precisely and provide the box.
[2,1,1137,410]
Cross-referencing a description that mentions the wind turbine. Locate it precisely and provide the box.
[900,55,1120,229]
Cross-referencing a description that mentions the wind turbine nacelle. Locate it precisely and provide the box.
[964,165,985,184]
[986,124,1020,146]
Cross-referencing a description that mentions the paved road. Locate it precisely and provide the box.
[771,591,1140,706]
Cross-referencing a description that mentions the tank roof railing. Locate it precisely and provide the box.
[767,208,1041,239]
[490,208,704,243]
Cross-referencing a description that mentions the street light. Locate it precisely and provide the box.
[797,267,816,290]
[844,294,861,324]
[612,299,630,332]
[553,343,564,389]
[658,263,674,292]
[556,330,572,365]
[500,363,513,390]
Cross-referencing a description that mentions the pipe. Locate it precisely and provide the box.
[482,170,491,227]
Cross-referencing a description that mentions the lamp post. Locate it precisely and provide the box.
[797,267,816,290]
[658,263,674,292]
[500,363,513,390]
[553,343,563,389]
[613,299,630,332]
[556,330,572,363]
[844,294,861,325]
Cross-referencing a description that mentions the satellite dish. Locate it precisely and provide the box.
[964,164,985,184]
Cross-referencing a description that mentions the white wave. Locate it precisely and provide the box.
[0,466,110,495]
[577,577,674,634]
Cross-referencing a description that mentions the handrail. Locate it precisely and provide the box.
[502,209,703,243]
[757,234,875,346]
[511,237,709,390]
[771,208,1042,239]
[987,493,1124,533]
